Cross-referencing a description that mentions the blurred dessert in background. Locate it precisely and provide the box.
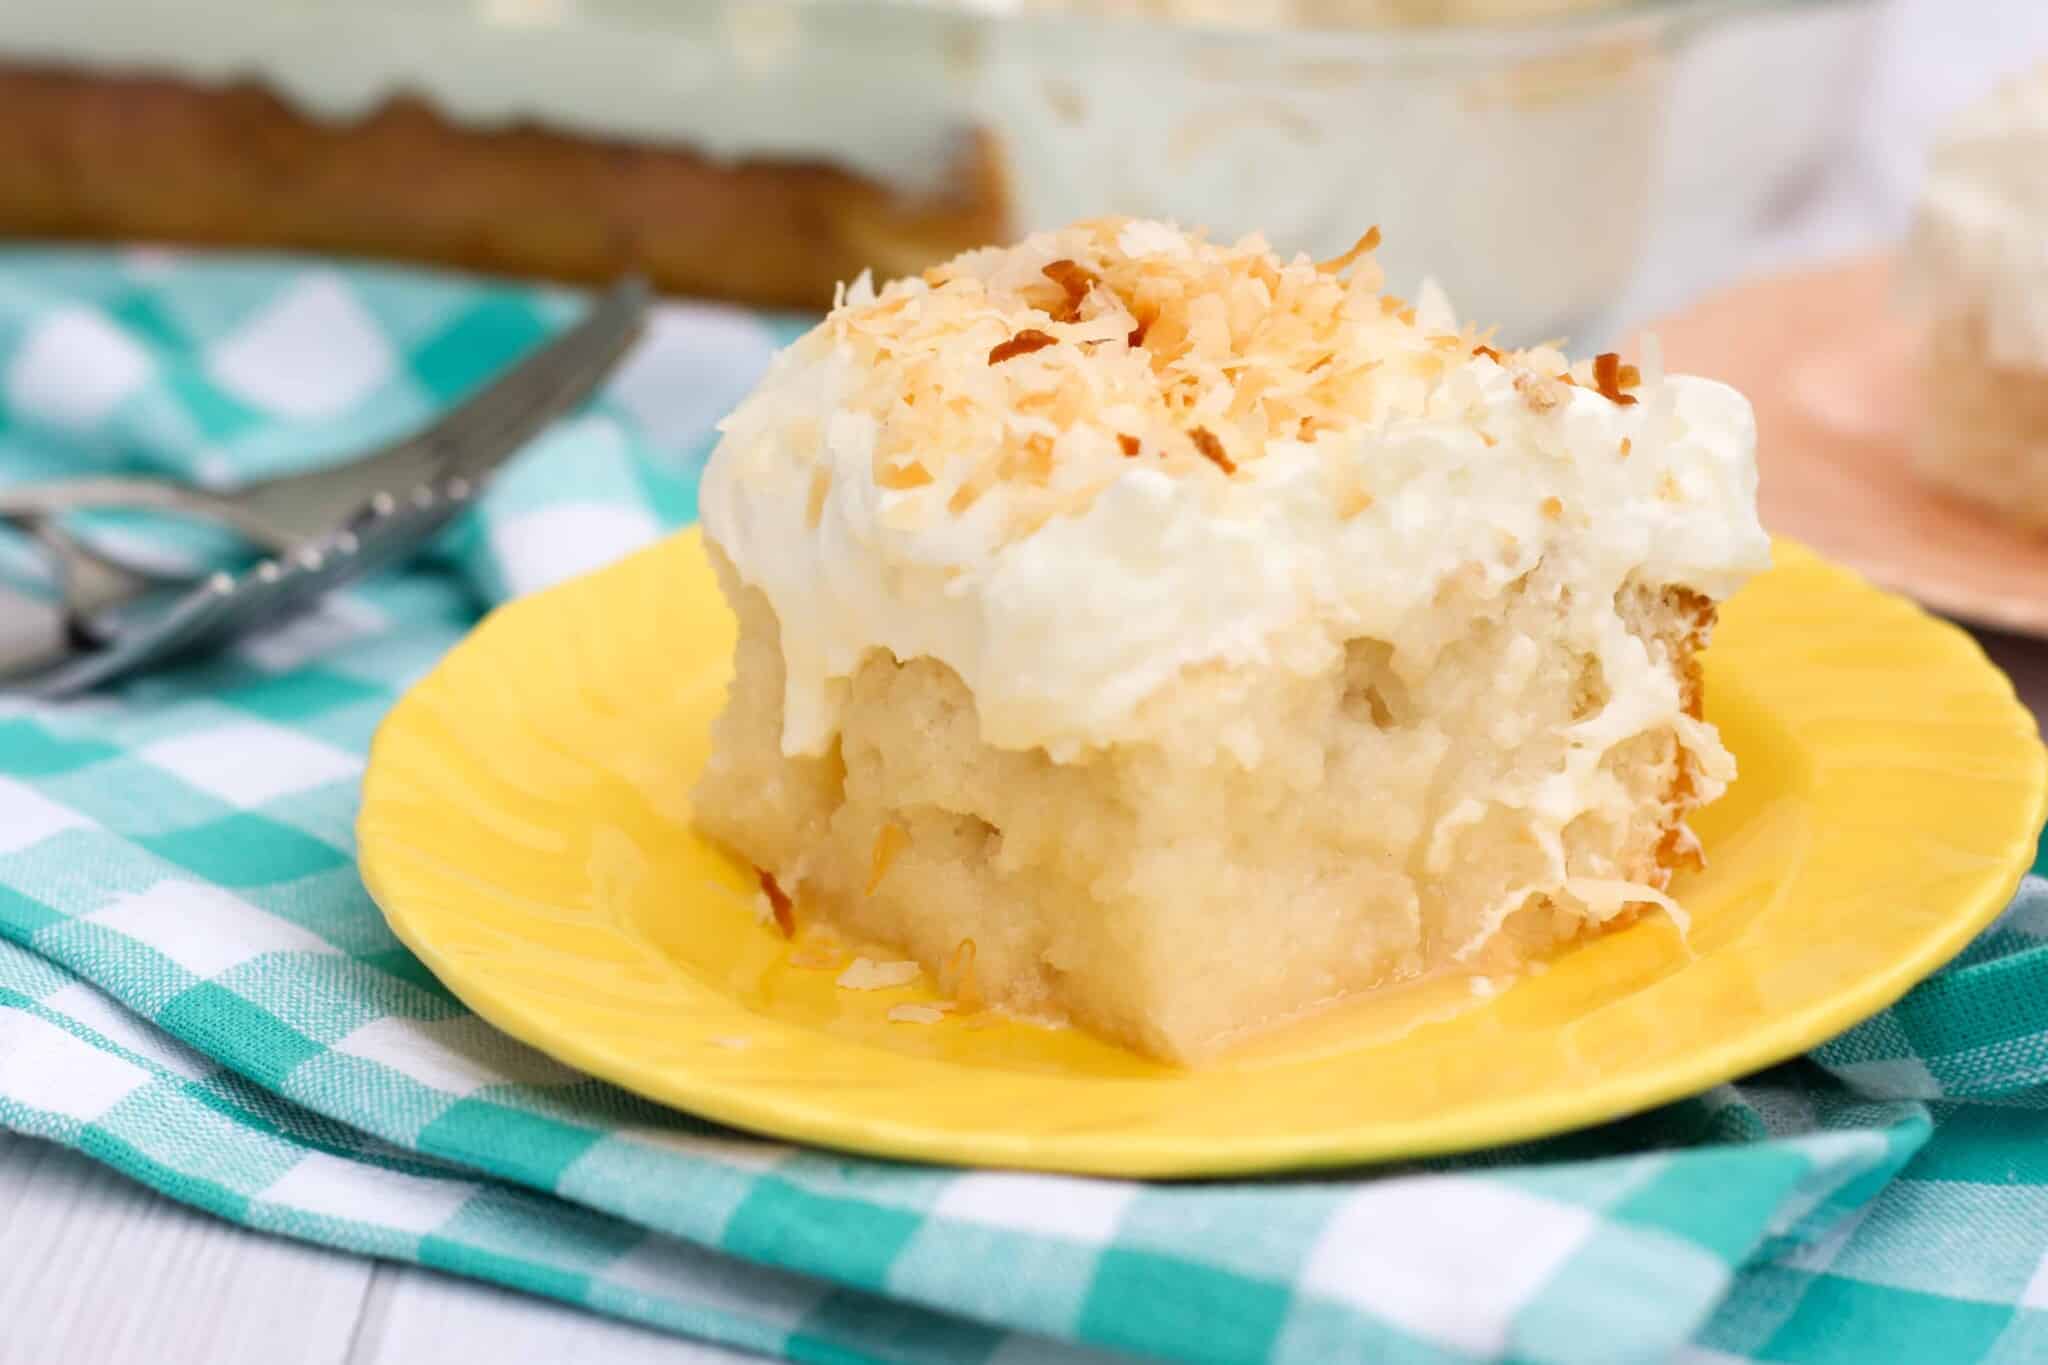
[956,0,1626,23]
[0,4,1007,309]
[1898,63,2048,531]
[0,0,1873,340]
[0,0,1624,311]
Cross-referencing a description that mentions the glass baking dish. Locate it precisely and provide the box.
[948,0,1884,341]
[2,0,1881,342]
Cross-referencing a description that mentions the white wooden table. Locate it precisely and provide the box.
[7,5,2048,1362]
[0,1130,761,1362]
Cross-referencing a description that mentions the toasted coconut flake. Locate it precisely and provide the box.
[989,328,1058,365]
[757,869,795,938]
[1019,434,1057,485]
[796,220,1666,524]
[948,470,994,515]
[867,822,909,895]
[1592,352,1640,406]
[1480,431,1498,447]
[1336,486,1375,519]
[1041,258,1101,322]
[941,938,984,1013]
[1514,371,1562,413]
[838,957,922,990]
[1619,436,1632,458]
[1541,496,1564,520]
[1515,374,1556,411]
[1189,426,1236,474]
[805,467,831,529]
[877,460,935,490]
[1316,225,1382,275]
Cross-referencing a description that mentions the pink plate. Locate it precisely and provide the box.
[1650,255,2048,636]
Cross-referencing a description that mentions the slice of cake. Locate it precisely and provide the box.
[694,218,1769,1062]
[1898,62,2048,530]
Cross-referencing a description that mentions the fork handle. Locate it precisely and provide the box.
[0,477,301,551]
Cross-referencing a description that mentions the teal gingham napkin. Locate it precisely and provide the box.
[4,248,2048,1365]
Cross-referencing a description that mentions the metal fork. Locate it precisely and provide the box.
[3,278,647,645]
[0,277,650,692]
[3,479,478,698]
[0,278,651,557]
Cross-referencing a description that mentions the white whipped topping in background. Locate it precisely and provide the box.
[2,0,1660,341]
[0,0,976,195]
[1900,61,2048,368]
[701,222,1769,761]
[933,0,1624,24]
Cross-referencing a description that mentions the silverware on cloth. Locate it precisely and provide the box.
[0,277,649,696]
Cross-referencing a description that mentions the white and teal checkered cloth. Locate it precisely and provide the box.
[4,249,2048,1365]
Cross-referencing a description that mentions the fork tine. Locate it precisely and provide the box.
[0,279,653,559]
[23,490,459,697]
[429,277,651,486]
[176,484,466,663]
[21,572,242,697]
[11,281,650,697]
[239,278,649,539]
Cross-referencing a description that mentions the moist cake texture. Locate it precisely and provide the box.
[695,218,1768,1061]
[1898,62,2048,530]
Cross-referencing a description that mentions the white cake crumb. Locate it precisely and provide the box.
[837,957,922,990]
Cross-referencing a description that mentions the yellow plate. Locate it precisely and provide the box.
[359,530,2046,1177]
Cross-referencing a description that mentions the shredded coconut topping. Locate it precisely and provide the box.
[703,217,1769,759]
[790,218,1653,540]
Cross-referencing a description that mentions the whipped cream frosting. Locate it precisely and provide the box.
[701,219,1769,763]
[1900,62,2048,368]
